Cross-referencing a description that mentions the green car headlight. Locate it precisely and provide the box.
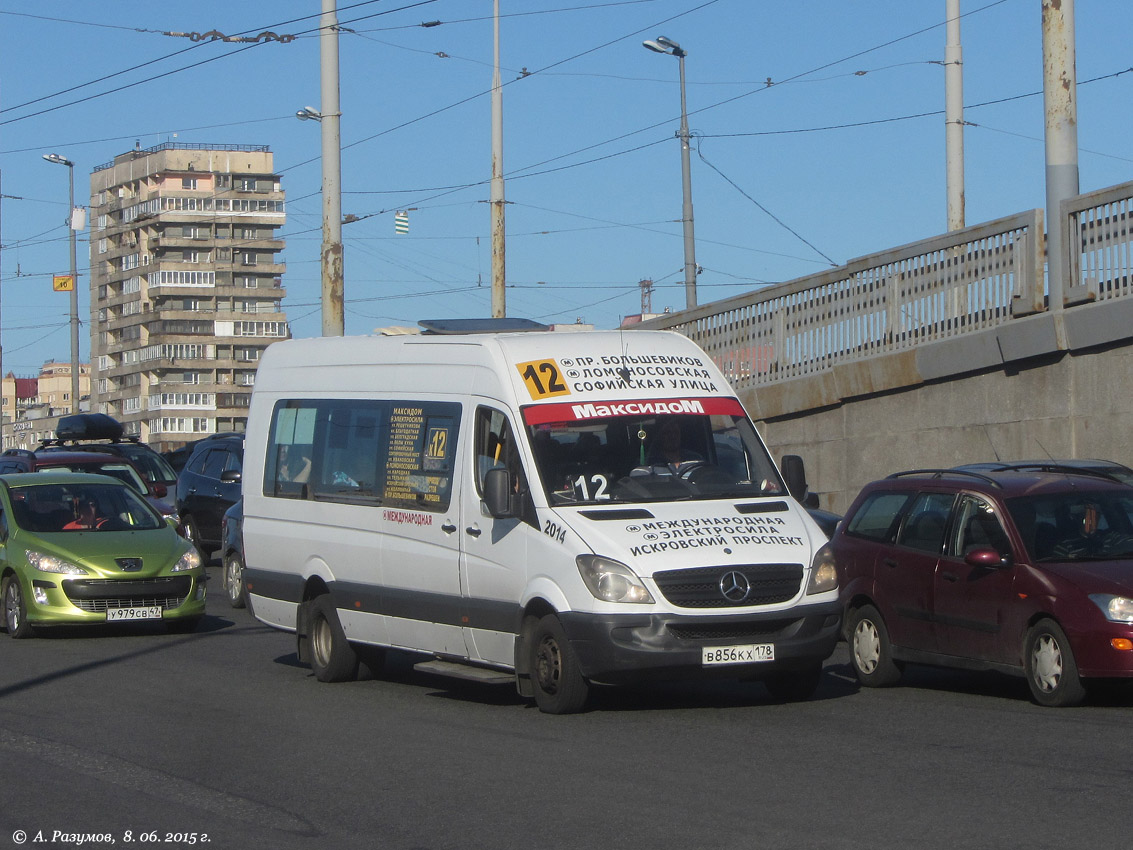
[26,550,89,576]
[171,548,203,573]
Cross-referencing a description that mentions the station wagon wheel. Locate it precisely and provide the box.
[224,552,246,609]
[528,614,589,714]
[1024,620,1086,707]
[309,596,359,683]
[848,605,902,687]
[2,575,33,639]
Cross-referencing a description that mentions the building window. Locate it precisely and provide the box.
[182,177,198,190]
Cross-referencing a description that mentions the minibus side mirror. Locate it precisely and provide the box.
[483,467,516,518]
[781,454,809,502]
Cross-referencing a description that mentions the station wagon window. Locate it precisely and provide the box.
[845,492,911,542]
[949,494,1011,558]
[896,492,956,554]
[265,399,459,511]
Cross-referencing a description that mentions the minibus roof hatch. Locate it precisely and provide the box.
[418,318,549,335]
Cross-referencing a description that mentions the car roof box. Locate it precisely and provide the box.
[56,413,124,442]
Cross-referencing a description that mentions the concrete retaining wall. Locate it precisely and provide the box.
[747,298,1133,514]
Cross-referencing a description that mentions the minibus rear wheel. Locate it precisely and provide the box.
[309,596,360,683]
[528,614,589,714]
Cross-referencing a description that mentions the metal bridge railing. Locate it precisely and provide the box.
[637,209,1045,389]
[1065,179,1133,306]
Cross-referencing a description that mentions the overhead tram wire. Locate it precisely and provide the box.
[305,0,1014,224]
[695,141,838,267]
[0,0,438,124]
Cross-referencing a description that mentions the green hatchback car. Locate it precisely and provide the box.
[0,472,205,637]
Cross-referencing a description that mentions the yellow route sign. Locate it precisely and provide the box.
[516,359,571,400]
[53,274,74,292]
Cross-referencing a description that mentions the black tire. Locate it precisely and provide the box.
[223,552,246,609]
[309,596,360,683]
[528,614,590,714]
[166,615,202,634]
[764,664,823,702]
[181,515,210,559]
[2,575,33,639]
[848,605,902,687]
[1025,619,1086,707]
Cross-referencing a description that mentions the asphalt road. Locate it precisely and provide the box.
[1,566,1130,850]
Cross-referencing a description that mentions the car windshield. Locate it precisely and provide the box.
[1008,489,1133,562]
[9,481,163,533]
[36,462,149,494]
[521,398,786,505]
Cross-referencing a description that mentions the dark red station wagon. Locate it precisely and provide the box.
[833,467,1133,706]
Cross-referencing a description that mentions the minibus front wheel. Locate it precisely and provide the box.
[308,596,360,683]
[528,614,590,714]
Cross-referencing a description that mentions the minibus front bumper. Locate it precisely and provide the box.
[558,600,841,684]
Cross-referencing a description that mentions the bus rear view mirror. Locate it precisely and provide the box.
[483,467,516,518]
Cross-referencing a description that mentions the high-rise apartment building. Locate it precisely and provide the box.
[89,143,288,451]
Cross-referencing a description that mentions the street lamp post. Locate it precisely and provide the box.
[42,153,82,411]
[644,36,697,310]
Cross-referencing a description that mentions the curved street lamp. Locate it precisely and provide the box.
[42,153,82,410]
[643,36,697,309]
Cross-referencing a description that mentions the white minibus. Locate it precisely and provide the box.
[242,319,839,713]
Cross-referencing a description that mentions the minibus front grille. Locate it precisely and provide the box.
[667,619,797,641]
[652,564,802,608]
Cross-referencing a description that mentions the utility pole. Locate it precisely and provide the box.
[639,278,653,314]
[1042,0,1079,312]
[490,0,506,318]
[945,0,965,231]
[320,0,345,336]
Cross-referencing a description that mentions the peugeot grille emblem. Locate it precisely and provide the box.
[116,558,143,572]
[719,570,751,603]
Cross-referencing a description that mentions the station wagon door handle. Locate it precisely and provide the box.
[465,525,482,538]
[940,571,959,583]
[883,557,898,569]
[441,522,457,534]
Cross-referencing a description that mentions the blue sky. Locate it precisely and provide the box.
[1,0,1130,376]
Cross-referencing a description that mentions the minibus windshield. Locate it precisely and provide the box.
[522,398,787,505]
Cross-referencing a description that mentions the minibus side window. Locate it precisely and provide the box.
[474,406,536,528]
[379,404,459,512]
[265,399,459,510]
[265,402,318,499]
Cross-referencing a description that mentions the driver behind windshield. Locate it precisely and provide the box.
[646,417,703,469]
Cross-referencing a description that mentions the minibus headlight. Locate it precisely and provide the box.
[806,545,838,595]
[1089,594,1133,623]
[577,555,655,604]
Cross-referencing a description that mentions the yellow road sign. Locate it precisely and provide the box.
[53,274,74,292]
